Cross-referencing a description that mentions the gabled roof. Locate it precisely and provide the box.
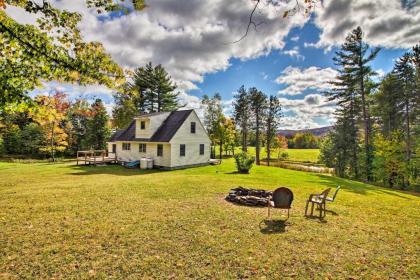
[150,110,193,142]
[110,110,193,143]
[135,111,168,118]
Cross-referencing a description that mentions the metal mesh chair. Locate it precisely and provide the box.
[267,187,294,220]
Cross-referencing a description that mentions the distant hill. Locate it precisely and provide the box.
[278,126,333,138]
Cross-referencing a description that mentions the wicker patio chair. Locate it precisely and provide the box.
[267,187,294,220]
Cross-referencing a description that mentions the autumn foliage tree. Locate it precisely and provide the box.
[30,93,70,161]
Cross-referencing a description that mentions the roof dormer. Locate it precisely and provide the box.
[134,112,171,139]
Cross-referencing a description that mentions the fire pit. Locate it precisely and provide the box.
[225,187,273,207]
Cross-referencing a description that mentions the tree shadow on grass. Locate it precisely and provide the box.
[311,174,415,200]
[68,164,167,176]
[259,219,289,234]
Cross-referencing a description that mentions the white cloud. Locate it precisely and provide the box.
[22,0,307,93]
[282,46,305,60]
[313,0,420,49]
[278,94,336,129]
[275,66,337,95]
[290,35,299,42]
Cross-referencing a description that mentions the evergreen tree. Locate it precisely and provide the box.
[249,87,267,165]
[373,74,403,137]
[326,67,360,178]
[393,52,416,162]
[265,95,282,166]
[85,99,110,150]
[233,86,251,152]
[153,64,178,112]
[113,62,179,128]
[337,27,379,181]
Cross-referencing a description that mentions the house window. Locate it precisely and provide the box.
[157,144,163,157]
[140,121,146,130]
[190,122,196,133]
[199,144,204,155]
[139,143,146,153]
[180,144,186,157]
[112,144,116,153]
[122,143,131,151]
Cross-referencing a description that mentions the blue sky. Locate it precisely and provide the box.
[9,0,417,129]
[189,22,407,101]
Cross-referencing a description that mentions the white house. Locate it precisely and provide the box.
[107,109,211,169]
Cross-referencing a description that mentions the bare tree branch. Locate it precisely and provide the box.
[231,0,262,43]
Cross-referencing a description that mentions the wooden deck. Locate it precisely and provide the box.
[76,150,117,166]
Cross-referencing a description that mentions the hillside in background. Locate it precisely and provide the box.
[278,126,333,137]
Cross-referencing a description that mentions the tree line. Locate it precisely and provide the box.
[201,86,283,166]
[320,27,419,190]
[0,94,110,161]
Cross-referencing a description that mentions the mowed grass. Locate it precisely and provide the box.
[0,160,419,279]
[217,147,320,163]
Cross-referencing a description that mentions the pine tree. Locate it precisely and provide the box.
[373,74,403,137]
[233,86,251,152]
[265,95,282,166]
[249,87,267,165]
[326,63,360,178]
[113,63,179,127]
[340,27,379,180]
[153,64,178,112]
[394,52,416,162]
[86,99,110,150]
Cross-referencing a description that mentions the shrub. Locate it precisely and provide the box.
[234,152,255,174]
[280,151,289,160]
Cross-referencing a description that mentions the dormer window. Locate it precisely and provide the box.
[190,122,196,133]
[140,121,146,130]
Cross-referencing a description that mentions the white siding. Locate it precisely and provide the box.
[169,111,211,167]
[110,141,171,167]
[135,113,170,139]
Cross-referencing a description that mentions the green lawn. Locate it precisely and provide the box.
[218,147,320,163]
[1,160,419,278]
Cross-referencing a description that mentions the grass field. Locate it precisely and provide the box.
[217,147,320,163]
[1,160,419,278]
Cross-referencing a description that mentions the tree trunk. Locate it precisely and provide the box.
[51,121,56,162]
[350,93,359,178]
[405,98,411,161]
[266,121,271,166]
[242,126,247,152]
[359,48,372,181]
[219,140,222,160]
[255,113,260,165]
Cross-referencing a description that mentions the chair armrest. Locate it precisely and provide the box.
[308,194,319,200]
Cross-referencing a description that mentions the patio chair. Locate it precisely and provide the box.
[267,187,294,220]
[323,185,341,203]
[305,188,331,218]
